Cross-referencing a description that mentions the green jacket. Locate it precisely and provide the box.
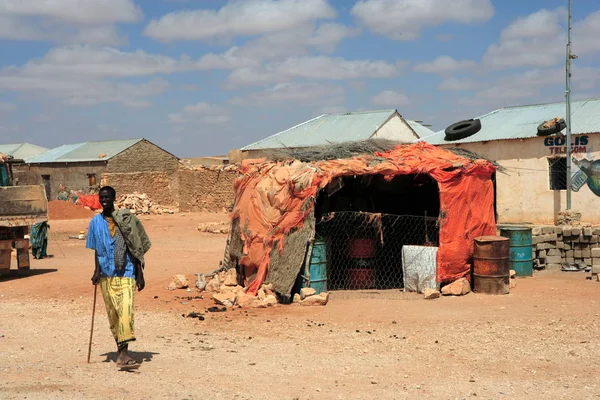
[113,209,151,268]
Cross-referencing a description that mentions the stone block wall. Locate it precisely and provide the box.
[108,139,179,173]
[102,168,238,212]
[533,225,600,271]
[177,169,237,213]
[101,172,176,207]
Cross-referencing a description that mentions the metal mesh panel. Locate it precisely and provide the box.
[548,157,567,191]
[315,211,439,290]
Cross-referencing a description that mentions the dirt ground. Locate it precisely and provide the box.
[1,212,599,400]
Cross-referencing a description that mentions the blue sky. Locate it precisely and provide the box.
[0,0,598,157]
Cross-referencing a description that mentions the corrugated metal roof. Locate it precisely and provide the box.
[423,97,600,145]
[241,110,399,150]
[0,143,48,161]
[406,120,435,138]
[27,138,143,163]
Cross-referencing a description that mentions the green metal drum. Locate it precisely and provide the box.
[499,227,533,277]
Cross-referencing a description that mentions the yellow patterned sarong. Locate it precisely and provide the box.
[100,277,136,346]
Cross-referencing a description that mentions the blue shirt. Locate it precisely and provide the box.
[86,214,136,278]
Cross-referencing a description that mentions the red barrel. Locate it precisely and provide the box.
[348,238,375,259]
[473,236,510,295]
[347,267,376,290]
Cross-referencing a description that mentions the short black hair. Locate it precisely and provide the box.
[99,186,116,198]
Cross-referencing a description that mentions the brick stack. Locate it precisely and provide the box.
[533,225,600,272]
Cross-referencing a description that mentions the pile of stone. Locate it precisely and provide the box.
[533,225,600,271]
[168,268,331,307]
[556,210,582,226]
[197,222,230,234]
[204,269,279,308]
[423,277,473,299]
[116,193,175,215]
[192,165,239,172]
[292,288,330,306]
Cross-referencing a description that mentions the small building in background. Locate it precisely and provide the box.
[230,109,433,162]
[422,97,600,225]
[13,138,178,201]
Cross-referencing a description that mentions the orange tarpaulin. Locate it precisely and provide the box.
[77,194,102,211]
[231,142,496,295]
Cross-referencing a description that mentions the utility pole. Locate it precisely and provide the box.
[565,0,576,209]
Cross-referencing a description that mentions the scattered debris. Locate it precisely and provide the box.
[197,222,231,234]
[441,278,471,296]
[168,274,189,290]
[115,193,175,215]
[205,275,221,293]
[423,288,440,299]
[300,292,329,306]
[206,306,227,313]
[223,268,237,286]
[300,287,316,300]
[212,292,236,307]
[195,273,207,291]
[185,312,205,320]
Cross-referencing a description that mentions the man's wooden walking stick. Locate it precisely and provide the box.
[87,284,98,363]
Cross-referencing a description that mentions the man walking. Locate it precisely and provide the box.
[87,186,151,370]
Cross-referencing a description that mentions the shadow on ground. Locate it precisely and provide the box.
[100,351,160,365]
[0,268,58,282]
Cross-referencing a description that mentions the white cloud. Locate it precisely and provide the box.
[414,56,478,74]
[0,70,168,107]
[0,0,141,24]
[319,106,346,114]
[226,56,403,87]
[232,23,360,60]
[351,0,494,40]
[437,77,483,91]
[145,0,335,41]
[0,44,264,108]
[0,102,15,112]
[168,102,230,125]
[229,82,344,106]
[472,66,600,102]
[3,45,257,80]
[484,8,600,70]
[0,0,140,45]
[370,90,410,107]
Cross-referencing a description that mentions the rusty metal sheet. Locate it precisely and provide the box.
[0,185,48,227]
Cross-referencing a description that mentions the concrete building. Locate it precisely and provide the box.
[14,138,178,201]
[422,98,600,225]
[231,109,434,162]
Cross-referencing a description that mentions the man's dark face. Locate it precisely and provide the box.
[99,190,115,211]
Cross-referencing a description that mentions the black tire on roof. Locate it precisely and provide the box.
[444,119,482,141]
[537,118,566,136]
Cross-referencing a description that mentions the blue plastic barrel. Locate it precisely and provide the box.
[499,227,533,277]
[304,239,328,294]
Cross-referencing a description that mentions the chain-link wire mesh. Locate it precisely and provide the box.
[315,211,439,290]
[548,157,567,190]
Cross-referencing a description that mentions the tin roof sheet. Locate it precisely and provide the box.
[27,138,143,163]
[422,97,600,145]
[0,143,48,161]
[241,110,400,150]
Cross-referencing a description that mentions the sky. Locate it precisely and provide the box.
[0,0,599,157]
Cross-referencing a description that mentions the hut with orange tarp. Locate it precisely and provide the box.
[223,141,497,298]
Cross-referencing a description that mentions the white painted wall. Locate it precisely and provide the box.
[372,114,419,142]
[440,134,600,224]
